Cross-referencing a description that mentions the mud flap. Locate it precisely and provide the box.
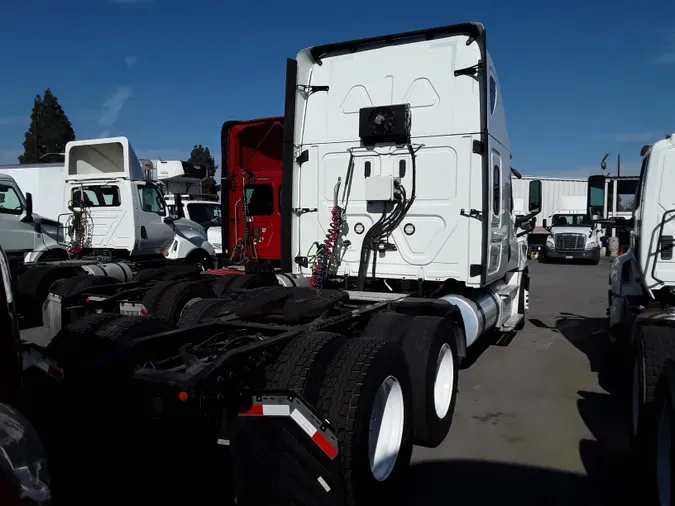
[228,392,344,506]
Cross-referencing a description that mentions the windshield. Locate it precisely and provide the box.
[187,203,221,228]
[551,214,590,227]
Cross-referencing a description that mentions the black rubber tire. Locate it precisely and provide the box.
[400,316,460,448]
[185,250,213,270]
[633,322,675,446]
[140,280,181,316]
[162,268,201,281]
[45,312,125,364]
[265,331,347,404]
[650,360,675,505]
[211,274,242,297]
[133,267,163,282]
[16,265,78,318]
[51,274,117,299]
[134,265,201,283]
[78,315,175,373]
[315,338,413,505]
[226,274,277,291]
[361,311,413,344]
[153,281,215,325]
[176,298,235,328]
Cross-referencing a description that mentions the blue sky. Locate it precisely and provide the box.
[0,0,673,181]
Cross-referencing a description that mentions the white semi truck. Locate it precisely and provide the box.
[590,135,675,503]
[0,137,217,324]
[0,173,67,264]
[25,22,542,505]
[540,195,602,264]
[0,138,216,268]
[140,158,223,263]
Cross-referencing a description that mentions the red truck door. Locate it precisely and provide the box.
[243,174,281,261]
[222,117,283,264]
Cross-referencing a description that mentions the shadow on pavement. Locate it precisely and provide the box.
[406,459,594,505]
[554,314,635,505]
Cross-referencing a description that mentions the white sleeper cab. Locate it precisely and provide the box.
[282,22,542,342]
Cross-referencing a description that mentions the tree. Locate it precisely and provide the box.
[618,196,634,212]
[188,144,220,195]
[19,88,75,164]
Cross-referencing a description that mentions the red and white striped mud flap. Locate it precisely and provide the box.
[237,394,338,460]
[23,350,64,382]
[227,393,344,505]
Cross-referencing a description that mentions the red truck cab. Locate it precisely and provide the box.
[220,117,283,266]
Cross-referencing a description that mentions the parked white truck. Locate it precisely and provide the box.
[0,137,217,324]
[540,195,602,264]
[0,138,216,268]
[0,173,68,264]
[29,22,543,505]
[589,136,675,503]
[140,158,223,263]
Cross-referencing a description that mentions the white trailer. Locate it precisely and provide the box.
[0,163,68,221]
[512,176,587,229]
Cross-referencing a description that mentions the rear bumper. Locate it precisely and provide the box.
[543,246,599,260]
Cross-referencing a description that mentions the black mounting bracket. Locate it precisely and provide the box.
[460,208,483,220]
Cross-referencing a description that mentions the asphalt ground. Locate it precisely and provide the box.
[407,257,632,505]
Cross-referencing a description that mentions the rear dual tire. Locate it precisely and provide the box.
[654,362,675,506]
[362,312,460,448]
[631,323,675,445]
[264,333,413,505]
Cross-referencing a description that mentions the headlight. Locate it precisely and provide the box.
[546,236,555,247]
[586,240,597,250]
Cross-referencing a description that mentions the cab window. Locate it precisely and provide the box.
[244,184,273,216]
[137,185,166,215]
[0,185,22,215]
[72,185,120,207]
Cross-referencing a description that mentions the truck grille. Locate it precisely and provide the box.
[555,233,585,251]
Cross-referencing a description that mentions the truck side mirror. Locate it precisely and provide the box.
[520,219,535,233]
[174,194,185,219]
[542,218,547,229]
[21,192,34,223]
[587,174,605,220]
[528,180,542,214]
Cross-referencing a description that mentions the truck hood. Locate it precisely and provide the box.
[174,218,207,239]
[550,226,593,238]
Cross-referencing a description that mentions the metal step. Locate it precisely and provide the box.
[502,313,524,330]
[497,284,519,300]
[346,291,410,302]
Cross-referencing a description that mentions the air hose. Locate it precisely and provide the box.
[310,178,343,289]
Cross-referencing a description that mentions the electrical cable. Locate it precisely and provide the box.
[356,144,417,290]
